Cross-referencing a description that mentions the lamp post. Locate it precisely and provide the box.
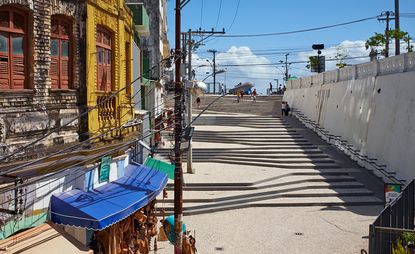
[207,50,217,94]
[205,59,213,93]
[202,69,225,82]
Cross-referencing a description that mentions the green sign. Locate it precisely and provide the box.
[99,156,112,183]
[144,157,174,180]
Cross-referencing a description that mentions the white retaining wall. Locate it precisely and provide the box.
[284,52,415,181]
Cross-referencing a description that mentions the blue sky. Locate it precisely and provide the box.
[167,0,415,93]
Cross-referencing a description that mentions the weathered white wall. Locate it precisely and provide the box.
[284,52,415,181]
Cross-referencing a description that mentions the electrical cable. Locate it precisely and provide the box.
[0,96,183,185]
[0,90,182,178]
[200,0,204,28]
[0,119,179,206]
[0,42,188,177]
[213,16,379,38]
[0,90,225,200]
[227,0,241,32]
[214,0,223,29]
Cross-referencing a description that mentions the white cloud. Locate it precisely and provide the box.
[191,40,414,94]
[193,46,280,94]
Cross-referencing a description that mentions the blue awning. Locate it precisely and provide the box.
[50,163,168,231]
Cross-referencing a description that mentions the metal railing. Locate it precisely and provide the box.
[369,180,415,254]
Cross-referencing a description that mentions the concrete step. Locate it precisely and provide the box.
[156,196,383,216]
[166,177,364,191]
[191,138,310,143]
[157,149,326,156]
[157,146,322,152]
[161,188,376,203]
[177,153,331,159]
[182,158,340,169]
[178,156,336,164]
[193,133,303,138]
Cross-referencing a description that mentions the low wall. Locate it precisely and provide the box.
[284,52,415,182]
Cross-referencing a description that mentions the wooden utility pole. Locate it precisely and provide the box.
[186,30,194,174]
[395,0,400,55]
[185,28,224,172]
[378,11,394,58]
[174,0,183,252]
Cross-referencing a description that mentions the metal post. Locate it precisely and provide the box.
[317,51,321,73]
[208,50,217,94]
[395,0,400,56]
[213,51,216,94]
[187,30,194,174]
[285,54,289,83]
[174,0,183,252]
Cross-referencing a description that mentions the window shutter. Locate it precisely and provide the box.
[51,57,59,89]
[0,56,9,89]
[61,58,69,89]
[12,56,24,89]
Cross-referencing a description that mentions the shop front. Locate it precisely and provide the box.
[49,163,167,254]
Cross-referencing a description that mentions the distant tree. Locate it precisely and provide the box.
[365,32,387,54]
[403,34,414,53]
[365,29,412,57]
[306,56,319,70]
[335,46,348,68]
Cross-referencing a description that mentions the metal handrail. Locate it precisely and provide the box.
[291,108,402,184]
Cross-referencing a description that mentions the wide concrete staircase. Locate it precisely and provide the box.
[155,95,383,216]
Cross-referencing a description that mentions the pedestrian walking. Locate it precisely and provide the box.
[252,88,257,102]
[236,91,240,103]
[196,97,201,109]
[285,102,290,116]
[221,84,225,96]
[281,101,286,116]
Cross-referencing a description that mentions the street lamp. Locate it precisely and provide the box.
[202,69,225,82]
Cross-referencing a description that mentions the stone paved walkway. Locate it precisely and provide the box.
[155,96,384,253]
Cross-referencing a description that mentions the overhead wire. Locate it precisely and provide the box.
[0,42,201,177]
[213,16,379,38]
[0,93,226,201]
[227,0,241,32]
[199,0,204,28]
[0,86,181,178]
[214,0,223,29]
[0,119,180,205]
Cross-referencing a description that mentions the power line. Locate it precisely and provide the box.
[214,0,223,29]
[228,0,241,32]
[0,85,181,178]
[200,0,204,28]
[213,16,379,38]
[215,55,370,67]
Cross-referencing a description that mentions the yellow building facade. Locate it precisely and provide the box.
[86,0,134,138]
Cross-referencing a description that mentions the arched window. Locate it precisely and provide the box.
[50,15,72,89]
[0,7,27,90]
[96,26,112,92]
